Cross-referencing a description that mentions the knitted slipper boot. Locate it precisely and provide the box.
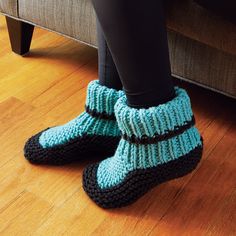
[24,80,124,165]
[83,87,203,208]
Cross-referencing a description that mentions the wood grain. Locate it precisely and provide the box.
[0,16,235,236]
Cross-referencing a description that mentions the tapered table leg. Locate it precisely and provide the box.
[6,16,34,55]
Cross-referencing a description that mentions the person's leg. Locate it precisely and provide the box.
[92,0,175,108]
[83,0,203,208]
[97,18,123,90]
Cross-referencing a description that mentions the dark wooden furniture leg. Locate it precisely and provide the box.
[6,16,34,55]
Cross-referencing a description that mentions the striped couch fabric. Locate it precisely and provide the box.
[19,0,98,47]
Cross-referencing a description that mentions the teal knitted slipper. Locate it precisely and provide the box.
[24,80,124,165]
[83,87,203,208]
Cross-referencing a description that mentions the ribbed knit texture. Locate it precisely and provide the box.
[116,87,193,138]
[39,80,124,148]
[95,87,203,189]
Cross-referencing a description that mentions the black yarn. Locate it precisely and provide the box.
[122,116,196,144]
[83,140,203,209]
[24,128,120,165]
[85,106,116,120]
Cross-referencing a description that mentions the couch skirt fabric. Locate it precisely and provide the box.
[167,0,236,98]
[0,0,18,17]
[19,0,97,46]
[195,0,236,23]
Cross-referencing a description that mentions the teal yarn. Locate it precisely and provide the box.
[115,87,194,138]
[39,80,124,148]
[82,87,203,208]
[24,80,124,165]
[85,80,123,115]
[96,87,203,189]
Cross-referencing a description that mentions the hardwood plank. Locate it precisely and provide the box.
[34,192,90,236]
[0,191,53,236]
[0,97,34,132]
[0,40,96,103]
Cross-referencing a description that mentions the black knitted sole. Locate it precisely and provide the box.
[24,129,120,165]
[83,141,203,209]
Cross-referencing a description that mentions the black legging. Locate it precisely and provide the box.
[94,0,175,108]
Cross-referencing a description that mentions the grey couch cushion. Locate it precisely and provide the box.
[0,0,18,17]
[19,0,97,46]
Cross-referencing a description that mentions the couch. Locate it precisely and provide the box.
[1,0,236,98]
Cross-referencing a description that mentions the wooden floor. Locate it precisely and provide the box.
[0,16,236,236]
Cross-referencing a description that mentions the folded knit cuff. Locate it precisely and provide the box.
[86,80,124,116]
[114,87,195,140]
